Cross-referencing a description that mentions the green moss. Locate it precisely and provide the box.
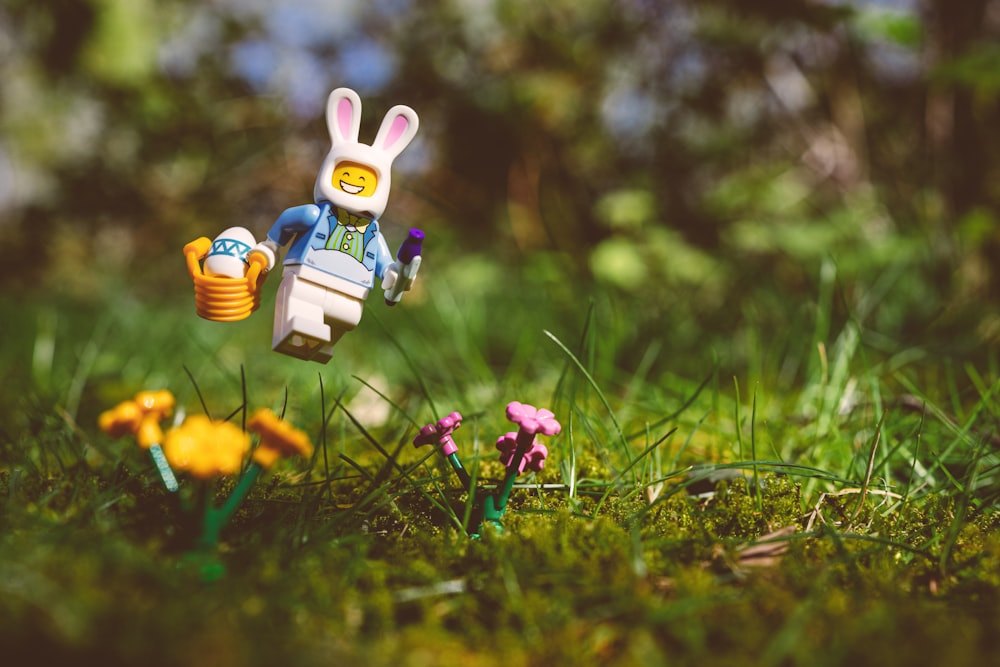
[4,337,1000,667]
[4,447,1000,666]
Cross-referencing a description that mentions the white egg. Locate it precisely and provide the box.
[204,227,256,278]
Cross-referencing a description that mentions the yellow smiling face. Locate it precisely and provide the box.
[332,161,378,198]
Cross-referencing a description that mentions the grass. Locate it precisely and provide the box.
[1,259,999,666]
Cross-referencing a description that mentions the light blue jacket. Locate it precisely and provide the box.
[265,202,392,290]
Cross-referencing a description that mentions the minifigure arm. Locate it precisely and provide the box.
[373,232,394,282]
[249,204,323,271]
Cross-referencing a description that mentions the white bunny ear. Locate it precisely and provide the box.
[326,88,362,146]
[372,104,419,162]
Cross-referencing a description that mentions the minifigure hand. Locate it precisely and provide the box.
[249,241,278,272]
[381,261,401,290]
[384,257,421,306]
[247,251,269,273]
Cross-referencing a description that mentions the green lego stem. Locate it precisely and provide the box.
[197,462,263,549]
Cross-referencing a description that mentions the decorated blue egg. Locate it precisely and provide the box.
[204,227,256,278]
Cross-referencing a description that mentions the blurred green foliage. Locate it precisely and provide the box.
[1,0,998,376]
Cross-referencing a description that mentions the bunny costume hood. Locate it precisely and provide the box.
[314,88,419,219]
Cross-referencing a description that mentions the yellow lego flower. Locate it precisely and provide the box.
[163,415,249,480]
[247,408,314,469]
[98,390,175,448]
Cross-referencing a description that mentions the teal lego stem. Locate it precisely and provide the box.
[480,441,531,531]
[446,451,472,489]
[480,494,504,531]
[148,443,179,492]
[446,451,488,535]
[493,447,527,515]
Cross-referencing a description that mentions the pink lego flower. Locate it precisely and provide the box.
[413,411,463,456]
[496,433,548,473]
[505,402,562,437]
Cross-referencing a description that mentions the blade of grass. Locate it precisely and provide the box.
[733,377,744,461]
[593,428,677,515]
[668,410,711,472]
[184,365,213,419]
[316,375,335,502]
[625,369,714,441]
[629,460,857,529]
[751,383,762,512]
[367,309,439,420]
[330,396,462,527]
[352,375,421,428]
[851,408,885,522]
[545,330,636,485]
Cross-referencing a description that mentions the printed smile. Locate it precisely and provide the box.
[340,181,365,195]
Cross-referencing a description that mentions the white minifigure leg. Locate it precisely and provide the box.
[273,271,333,361]
[310,291,364,363]
[273,269,366,364]
[323,290,364,337]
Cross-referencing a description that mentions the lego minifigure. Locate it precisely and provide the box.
[183,88,423,362]
[249,88,422,363]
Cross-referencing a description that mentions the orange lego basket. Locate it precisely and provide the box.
[183,237,267,322]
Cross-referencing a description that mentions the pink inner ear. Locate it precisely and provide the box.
[382,115,409,150]
[337,98,354,140]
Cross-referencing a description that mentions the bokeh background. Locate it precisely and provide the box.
[2,0,999,411]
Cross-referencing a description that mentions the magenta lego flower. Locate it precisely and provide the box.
[413,411,463,456]
[505,401,562,437]
[412,401,562,536]
[496,401,560,474]
[496,433,548,473]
